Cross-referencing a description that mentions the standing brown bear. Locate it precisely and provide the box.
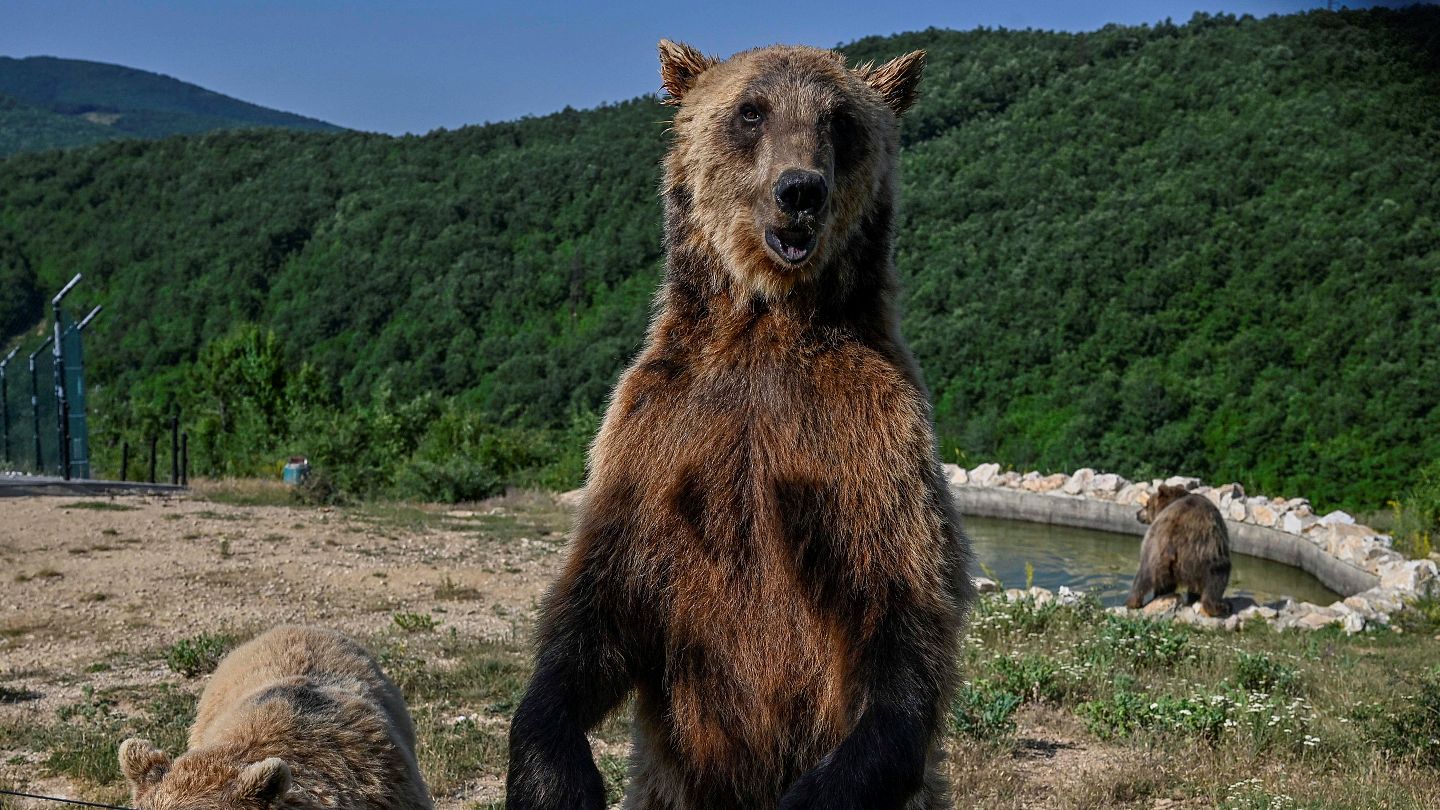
[505,40,973,810]
[1127,485,1232,616]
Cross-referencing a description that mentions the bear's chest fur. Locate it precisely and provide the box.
[579,309,945,771]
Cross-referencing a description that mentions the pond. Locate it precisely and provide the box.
[966,515,1341,607]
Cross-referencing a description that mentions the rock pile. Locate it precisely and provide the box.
[950,463,1438,633]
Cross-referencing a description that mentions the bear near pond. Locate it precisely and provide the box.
[504,40,973,810]
[1127,485,1232,617]
[119,626,432,810]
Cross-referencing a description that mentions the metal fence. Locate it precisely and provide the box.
[1,275,96,479]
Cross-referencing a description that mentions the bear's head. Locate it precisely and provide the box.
[1136,484,1190,525]
[119,738,292,810]
[658,39,924,299]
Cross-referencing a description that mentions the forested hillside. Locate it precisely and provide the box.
[1,7,1436,509]
[0,56,340,156]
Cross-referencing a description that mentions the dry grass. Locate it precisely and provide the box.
[2,489,1436,809]
[188,477,297,507]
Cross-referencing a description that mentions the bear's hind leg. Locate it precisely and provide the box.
[1199,558,1232,617]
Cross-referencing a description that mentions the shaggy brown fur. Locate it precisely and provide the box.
[119,626,432,810]
[1127,485,1232,616]
[505,41,973,810]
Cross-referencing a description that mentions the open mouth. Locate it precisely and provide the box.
[764,227,817,265]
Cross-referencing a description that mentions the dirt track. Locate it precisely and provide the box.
[0,485,570,706]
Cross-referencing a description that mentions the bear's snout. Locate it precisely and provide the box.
[774,170,828,218]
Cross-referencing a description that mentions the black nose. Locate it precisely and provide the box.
[774,170,828,217]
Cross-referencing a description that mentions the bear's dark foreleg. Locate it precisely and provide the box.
[778,601,951,810]
[506,568,635,810]
[1125,565,1153,610]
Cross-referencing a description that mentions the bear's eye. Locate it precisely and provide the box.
[738,104,763,125]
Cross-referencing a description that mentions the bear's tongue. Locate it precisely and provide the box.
[767,228,814,263]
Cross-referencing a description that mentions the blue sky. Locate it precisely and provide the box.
[0,1,1419,134]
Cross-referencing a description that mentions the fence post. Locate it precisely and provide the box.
[51,274,80,481]
[148,436,157,483]
[120,441,129,482]
[170,415,179,485]
[28,336,52,474]
[181,433,189,487]
[59,401,70,480]
[0,346,17,466]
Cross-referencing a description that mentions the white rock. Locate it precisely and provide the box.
[1282,510,1319,535]
[1142,593,1185,616]
[1290,608,1341,630]
[1337,540,1389,568]
[1088,473,1124,493]
[969,463,1001,486]
[556,488,586,509]
[1027,586,1056,607]
[1248,501,1279,528]
[972,576,998,594]
[944,463,968,486]
[1062,468,1095,495]
[1238,605,1278,621]
[998,470,1023,487]
[1226,499,1248,521]
[1056,585,1083,605]
[1164,476,1202,490]
[1115,483,1149,505]
[1346,586,1407,615]
[1319,510,1356,526]
[1340,612,1366,634]
[1029,473,1068,493]
[1380,559,1439,593]
[1202,488,1224,508]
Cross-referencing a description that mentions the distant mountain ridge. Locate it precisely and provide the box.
[0,55,341,156]
[0,7,1436,510]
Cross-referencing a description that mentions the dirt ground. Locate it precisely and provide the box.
[0,485,569,692]
[0,484,1218,809]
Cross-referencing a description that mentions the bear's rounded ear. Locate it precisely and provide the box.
[858,50,926,116]
[118,738,171,791]
[236,757,292,804]
[658,39,717,105]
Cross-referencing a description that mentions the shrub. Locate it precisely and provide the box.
[1234,652,1301,696]
[1375,667,1440,767]
[951,682,1022,740]
[393,612,439,633]
[1391,461,1440,559]
[163,632,234,677]
[990,653,1066,703]
[1093,612,1190,668]
[1393,594,1440,635]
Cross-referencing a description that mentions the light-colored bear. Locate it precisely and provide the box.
[119,625,432,810]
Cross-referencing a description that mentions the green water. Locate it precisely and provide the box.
[966,516,1341,607]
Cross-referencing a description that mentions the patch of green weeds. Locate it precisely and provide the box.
[162,632,234,677]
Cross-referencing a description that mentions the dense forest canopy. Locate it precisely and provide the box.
[0,55,341,157]
[0,7,1437,509]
